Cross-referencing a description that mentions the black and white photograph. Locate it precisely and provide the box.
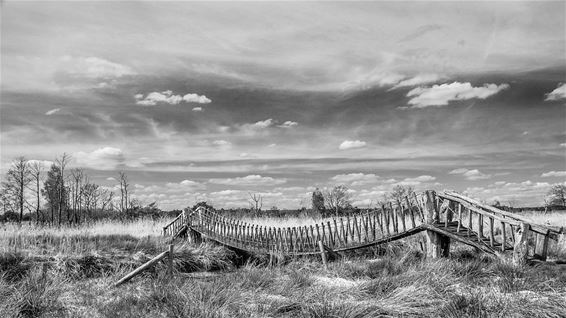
[1,1,565,317]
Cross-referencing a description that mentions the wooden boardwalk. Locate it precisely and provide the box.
[163,190,564,264]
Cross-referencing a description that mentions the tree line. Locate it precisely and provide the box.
[0,155,149,225]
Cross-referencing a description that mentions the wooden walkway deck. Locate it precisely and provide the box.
[163,190,564,264]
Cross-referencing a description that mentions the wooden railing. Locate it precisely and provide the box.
[424,190,562,263]
[164,192,426,255]
[162,210,187,236]
[162,190,563,263]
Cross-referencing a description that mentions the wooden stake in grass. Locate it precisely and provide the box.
[168,244,174,279]
[115,251,169,286]
[318,240,327,269]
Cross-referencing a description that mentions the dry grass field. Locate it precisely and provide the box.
[1,212,565,318]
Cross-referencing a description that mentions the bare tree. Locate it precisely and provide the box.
[70,168,85,224]
[100,188,114,212]
[389,185,414,203]
[29,161,45,224]
[55,153,70,226]
[118,171,130,213]
[248,192,263,214]
[547,184,566,206]
[323,185,352,216]
[4,157,32,224]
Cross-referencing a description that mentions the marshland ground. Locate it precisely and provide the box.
[1,212,565,318]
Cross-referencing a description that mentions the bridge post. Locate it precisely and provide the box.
[512,222,530,266]
[423,190,450,258]
[189,228,202,245]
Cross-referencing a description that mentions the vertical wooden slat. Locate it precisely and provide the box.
[477,213,483,243]
[390,202,398,233]
[354,215,362,242]
[345,216,351,242]
[332,219,339,247]
[321,223,326,245]
[340,218,347,244]
[309,225,318,250]
[501,222,506,252]
[405,196,416,228]
[327,221,334,247]
[382,204,391,236]
[489,217,495,247]
[399,201,407,232]
[467,209,472,237]
[457,204,462,233]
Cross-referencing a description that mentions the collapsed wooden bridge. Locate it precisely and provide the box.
[163,190,564,265]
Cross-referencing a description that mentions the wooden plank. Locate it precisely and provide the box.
[467,208,472,237]
[115,251,169,286]
[399,201,407,232]
[489,217,495,247]
[501,222,506,252]
[406,196,416,228]
[318,241,327,269]
[382,204,391,236]
[535,231,550,261]
[457,204,462,233]
[321,223,326,245]
[512,222,530,266]
[340,218,347,244]
[390,202,398,233]
[327,221,334,247]
[345,216,351,242]
[332,219,339,247]
[354,215,362,242]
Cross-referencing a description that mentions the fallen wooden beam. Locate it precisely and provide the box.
[115,251,169,286]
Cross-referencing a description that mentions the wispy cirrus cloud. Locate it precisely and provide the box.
[406,82,509,108]
[45,108,61,115]
[208,174,286,186]
[545,83,566,101]
[541,170,566,178]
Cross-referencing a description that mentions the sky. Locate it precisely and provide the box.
[1,1,565,210]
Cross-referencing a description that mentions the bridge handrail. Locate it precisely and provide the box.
[442,191,564,236]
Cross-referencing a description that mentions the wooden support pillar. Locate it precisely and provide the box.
[423,190,450,258]
[534,230,550,261]
[512,222,530,266]
[189,228,202,245]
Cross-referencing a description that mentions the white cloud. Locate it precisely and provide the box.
[192,107,203,112]
[212,140,231,146]
[278,121,298,128]
[331,173,380,186]
[74,147,125,169]
[60,56,135,79]
[136,91,211,106]
[208,174,287,186]
[106,177,116,181]
[545,83,566,101]
[339,140,367,150]
[560,143,566,148]
[395,175,436,186]
[45,108,61,115]
[391,74,442,89]
[27,159,54,169]
[183,93,211,104]
[406,82,509,108]
[251,119,273,129]
[541,171,566,178]
[450,168,491,180]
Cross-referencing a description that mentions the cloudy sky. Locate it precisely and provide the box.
[1,1,565,210]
